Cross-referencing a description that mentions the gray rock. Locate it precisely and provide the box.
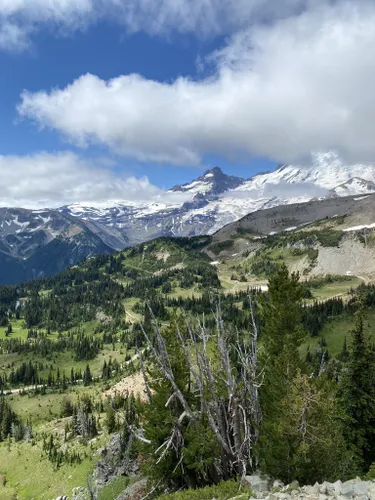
[329,480,343,496]
[318,494,329,500]
[368,484,375,500]
[71,487,90,500]
[243,474,272,493]
[289,481,300,491]
[115,478,147,500]
[319,481,331,494]
[304,484,320,495]
[273,480,285,490]
[341,480,370,497]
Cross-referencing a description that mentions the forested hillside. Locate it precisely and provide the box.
[0,235,375,499]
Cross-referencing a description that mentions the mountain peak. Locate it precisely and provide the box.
[171,167,245,195]
[202,166,223,177]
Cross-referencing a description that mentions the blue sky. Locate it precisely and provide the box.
[0,0,374,206]
[0,16,275,196]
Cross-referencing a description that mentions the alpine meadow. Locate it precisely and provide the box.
[3,1,375,499]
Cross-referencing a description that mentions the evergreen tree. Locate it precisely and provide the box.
[141,315,221,490]
[83,365,92,386]
[105,405,117,434]
[258,265,306,481]
[141,316,193,489]
[340,312,375,471]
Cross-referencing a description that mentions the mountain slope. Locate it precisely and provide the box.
[0,208,115,284]
[3,152,375,284]
[207,192,375,281]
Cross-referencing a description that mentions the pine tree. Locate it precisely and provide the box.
[83,365,92,386]
[338,336,350,362]
[258,264,306,481]
[106,405,116,434]
[340,312,375,471]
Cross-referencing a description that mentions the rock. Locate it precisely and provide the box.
[115,478,148,500]
[93,433,139,490]
[368,483,375,500]
[341,480,370,497]
[71,487,90,500]
[367,482,375,500]
[243,474,272,494]
[319,481,330,494]
[273,480,285,490]
[289,481,300,491]
[303,484,320,495]
[329,480,343,496]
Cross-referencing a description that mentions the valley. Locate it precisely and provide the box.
[1,194,375,498]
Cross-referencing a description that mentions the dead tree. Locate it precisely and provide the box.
[140,295,263,480]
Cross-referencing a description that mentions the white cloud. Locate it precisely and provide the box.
[0,0,331,51]
[17,1,375,166]
[0,151,187,208]
[224,181,329,201]
[0,21,29,51]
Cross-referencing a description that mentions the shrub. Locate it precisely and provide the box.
[157,480,243,500]
[210,240,235,255]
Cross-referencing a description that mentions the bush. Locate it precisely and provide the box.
[210,240,235,255]
[315,230,344,247]
[157,480,243,500]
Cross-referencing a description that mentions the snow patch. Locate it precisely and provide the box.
[343,223,375,232]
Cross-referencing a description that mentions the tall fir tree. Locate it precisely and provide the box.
[258,265,306,481]
[340,311,375,472]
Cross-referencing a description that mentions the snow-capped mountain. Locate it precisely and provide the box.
[171,167,244,195]
[2,152,375,284]
[61,152,375,242]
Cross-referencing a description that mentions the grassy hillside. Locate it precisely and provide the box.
[0,233,373,498]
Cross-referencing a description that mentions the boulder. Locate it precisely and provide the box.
[115,478,148,500]
[303,484,320,495]
[329,480,343,496]
[289,481,300,491]
[273,480,285,490]
[243,474,272,494]
[341,480,370,497]
[71,487,90,500]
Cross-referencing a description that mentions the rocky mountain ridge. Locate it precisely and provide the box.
[2,152,375,283]
[243,473,375,500]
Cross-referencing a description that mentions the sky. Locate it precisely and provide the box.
[1,0,375,207]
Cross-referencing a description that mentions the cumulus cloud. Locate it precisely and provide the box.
[17,1,375,166]
[0,151,188,208]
